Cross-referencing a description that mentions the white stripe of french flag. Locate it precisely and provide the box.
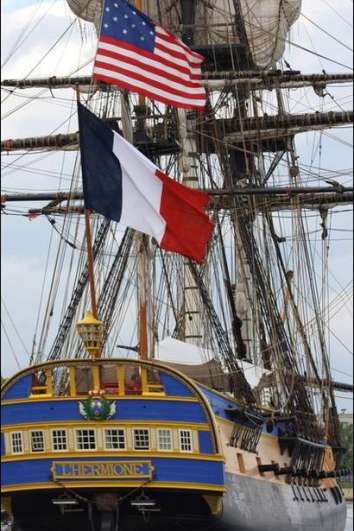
[113,133,213,263]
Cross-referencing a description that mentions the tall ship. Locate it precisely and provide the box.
[1,1,353,530]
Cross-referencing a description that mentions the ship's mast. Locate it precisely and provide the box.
[177,3,204,345]
[227,0,262,364]
[75,87,106,361]
[1,96,352,370]
[135,0,155,360]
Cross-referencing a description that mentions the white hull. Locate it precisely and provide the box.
[219,472,347,531]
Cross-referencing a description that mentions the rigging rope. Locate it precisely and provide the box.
[1,0,55,70]
[300,13,353,53]
[1,296,30,357]
[1,321,22,370]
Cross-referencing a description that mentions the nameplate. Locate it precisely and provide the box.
[51,461,154,480]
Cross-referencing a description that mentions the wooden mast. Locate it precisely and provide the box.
[137,236,149,361]
[135,0,149,360]
[75,87,98,322]
[75,87,102,360]
[83,208,99,320]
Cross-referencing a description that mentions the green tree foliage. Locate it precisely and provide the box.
[340,422,353,471]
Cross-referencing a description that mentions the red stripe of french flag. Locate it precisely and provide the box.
[156,169,214,263]
[113,132,213,263]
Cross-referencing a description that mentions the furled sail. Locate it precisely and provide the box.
[239,0,302,68]
[66,0,241,43]
[66,0,102,29]
[144,0,240,46]
[66,0,301,68]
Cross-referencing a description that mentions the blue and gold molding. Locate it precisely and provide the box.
[1,359,225,496]
[2,455,225,492]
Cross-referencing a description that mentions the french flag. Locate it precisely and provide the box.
[78,103,213,263]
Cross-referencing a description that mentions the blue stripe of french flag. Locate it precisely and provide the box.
[78,103,213,263]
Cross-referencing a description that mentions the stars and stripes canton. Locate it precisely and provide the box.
[93,0,207,110]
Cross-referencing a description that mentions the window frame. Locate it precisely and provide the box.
[30,430,45,453]
[10,431,24,455]
[124,366,143,396]
[74,367,94,396]
[142,368,165,396]
[133,428,151,451]
[75,428,97,452]
[103,428,127,451]
[178,429,193,453]
[51,428,68,453]
[100,365,120,395]
[157,428,173,452]
[30,369,53,397]
[237,452,246,474]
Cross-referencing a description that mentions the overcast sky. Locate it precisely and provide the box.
[1,0,353,411]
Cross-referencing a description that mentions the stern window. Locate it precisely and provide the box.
[76,429,96,451]
[145,368,164,394]
[179,430,193,453]
[52,430,68,452]
[104,429,126,450]
[100,365,119,394]
[11,432,23,454]
[125,367,142,395]
[31,370,50,396]
[157,429,173,451]
[52,367,70,397]
[133,429,150,451]
[75,368,93,395]
[31,431,45,453]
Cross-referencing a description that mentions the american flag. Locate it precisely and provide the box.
[93,0,207,110]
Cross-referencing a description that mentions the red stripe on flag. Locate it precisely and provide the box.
[92,73,206,110]
[94,60,205,100]
[154,42,200,66]
[96,48,203,89]
[154,36,204,66]
[155,27,205,61]
[155,170,213,263]
[99,36,201,79]
[95,33,206,111]
[154,35,204,65]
